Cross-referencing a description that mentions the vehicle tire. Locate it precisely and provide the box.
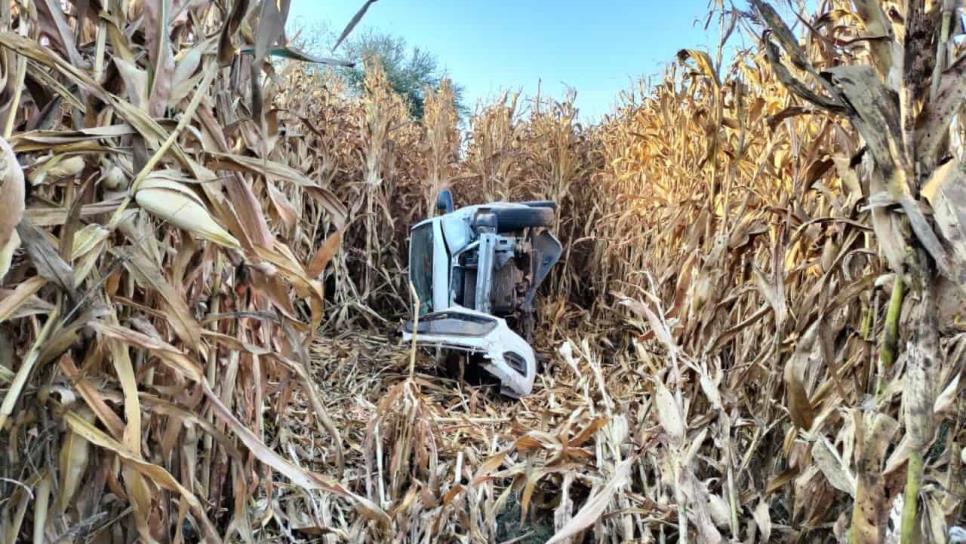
[520,200,557,211]
[491,206,554,232]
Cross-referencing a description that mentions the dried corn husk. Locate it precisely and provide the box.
[135,176,241,249]
[0,138,24,283]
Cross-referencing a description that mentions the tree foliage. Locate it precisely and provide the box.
[337,31,466,119]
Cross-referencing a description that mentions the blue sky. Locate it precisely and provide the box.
[288,1,720,122]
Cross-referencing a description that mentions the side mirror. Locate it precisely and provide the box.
[436,188,454,215]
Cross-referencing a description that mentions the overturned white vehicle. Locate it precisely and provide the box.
[401,190,562,397]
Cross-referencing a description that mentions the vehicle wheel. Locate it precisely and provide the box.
[520,200,557,211]
[491,206,554,232]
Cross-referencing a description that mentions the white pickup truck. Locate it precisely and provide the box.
[402,190,562,397]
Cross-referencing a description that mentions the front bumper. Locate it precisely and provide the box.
[401,308,536,398]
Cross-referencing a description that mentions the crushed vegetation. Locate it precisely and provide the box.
[0,0,964,542]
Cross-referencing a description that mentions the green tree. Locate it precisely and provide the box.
[337,31,466,119]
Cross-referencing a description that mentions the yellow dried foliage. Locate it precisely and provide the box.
[0,1,963,543]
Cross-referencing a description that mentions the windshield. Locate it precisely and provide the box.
[410,224,434,314]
